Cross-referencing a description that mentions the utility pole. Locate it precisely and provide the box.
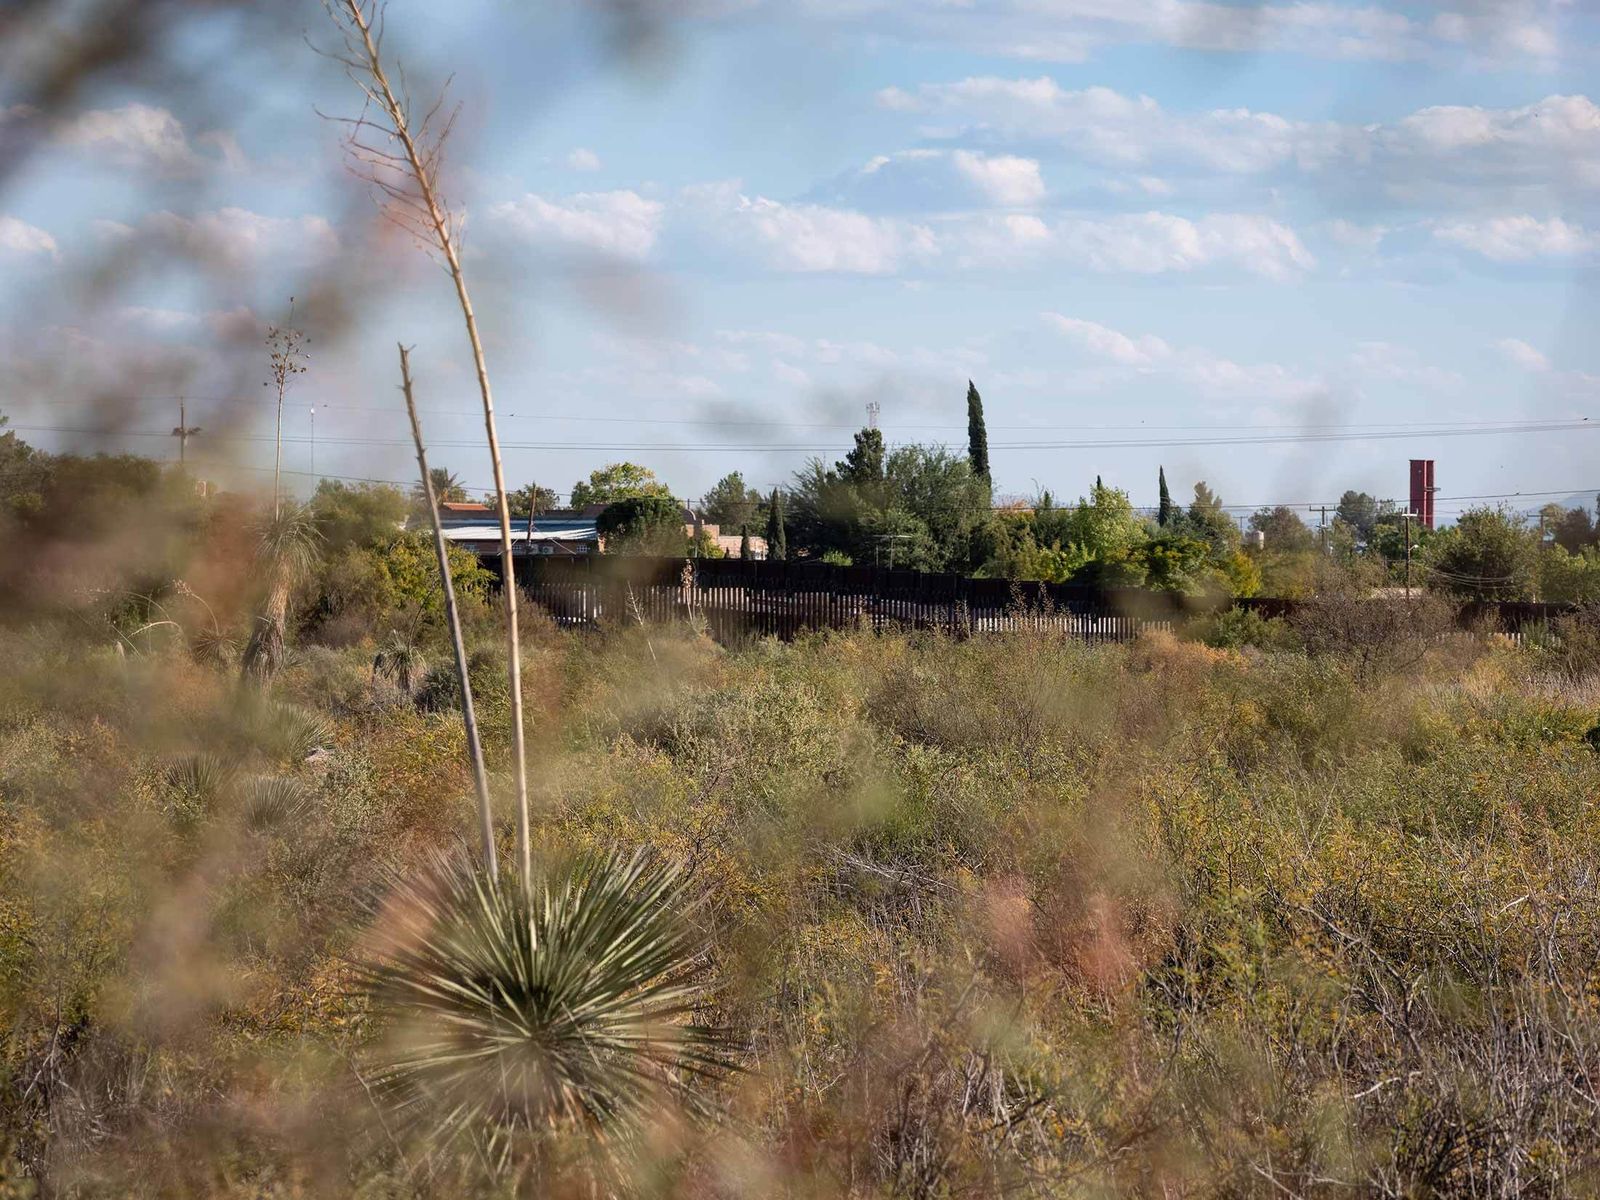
[170,398,201,466]
[1403,511,1414,599]
[1314,504,1328,555]
[309,404,316,482]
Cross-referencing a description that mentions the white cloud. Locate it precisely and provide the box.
[1042,311,1322,398]
[59,103,193,170]
[797,0,1455,63]
[1043,314,1170,365]
[1347,341,1463,390]
[1496,337,1552,370]
[811,148,1045,211]
[0,215,58,259]
[32,102,243,174]
[1322,219,1390,251]
[879,81,1600,209]
[689,185,938,274]
[949,149,1045,205]
[565,147,602,171]
[694,186,1312,278]
[135,208,338,270]
[881,78,1336,174]
[1002,211,1314,279]
[490,190,663,260]
[1433,214,1598,260]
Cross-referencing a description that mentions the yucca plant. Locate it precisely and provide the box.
[361,849,735,1170]
[242,502,322,685]
[247,699,334,764]
[372,628,427,697]
[163,752,237,828]
[241,775,313,830]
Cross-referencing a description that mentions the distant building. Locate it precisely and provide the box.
[438,500,493,517]
[437,508,601,556]
[1409,460,1436,531]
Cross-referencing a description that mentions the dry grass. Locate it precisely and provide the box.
[3,606,1600,1195]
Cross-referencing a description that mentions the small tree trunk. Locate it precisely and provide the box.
[241,580,289,684]
[399,344,497,881]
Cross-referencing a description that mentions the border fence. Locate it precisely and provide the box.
[489,555,1579,644]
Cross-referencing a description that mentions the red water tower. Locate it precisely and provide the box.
[1409,459,1436,530]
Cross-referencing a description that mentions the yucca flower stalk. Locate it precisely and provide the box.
[360,849,734,1169]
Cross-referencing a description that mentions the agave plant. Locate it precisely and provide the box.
[361,849,734,1167]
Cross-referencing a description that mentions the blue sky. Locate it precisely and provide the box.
[1,0,1598,520]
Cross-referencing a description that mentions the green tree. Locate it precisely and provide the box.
[507,483,560,518]
[1248,506,1314,553]
[1066,481,1146,562]
[309,480,409,553]
[1186,481,1240,558]
[1336,490,1380,542]
[420,467,468,504]
[766,488,787,561]
[1538,545,1600,603]
[1157,466,1174,527]
[790,441,989,572]
[1423,506,1537,600]
[966,381,989,479]
[570,462,671,509]
[0,414,49,522]
[837,428,886,490]
[700,471,764,530]
[596,495,687,555]
[1550,505,1596,553]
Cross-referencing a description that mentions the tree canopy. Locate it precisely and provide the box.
[570,462,672,509]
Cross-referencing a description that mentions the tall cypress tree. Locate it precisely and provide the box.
[966,380,989,479]
[765,488,787,561]
[1157,466,1174,527]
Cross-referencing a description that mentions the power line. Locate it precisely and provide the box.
[13,396,1596,434]
[9,417,1596,454]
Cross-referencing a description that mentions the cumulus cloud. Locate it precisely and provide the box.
[788,0,1496,63]
[878,80,1600,209]
[132,208,339,270]
[8,102,247,175]
[565,147,602,171]
[809,149,1045,211]
[1042,310,1321,398]
[687,183,938,274]
[880,79,1338,174]
[1433,214,1598,260]
[1043,315,1170,365]
[949,150,1045,205]
[490,190,664,260]
[0,215,58,259]
[960,211,1315,278]
[1496,337,1552,370]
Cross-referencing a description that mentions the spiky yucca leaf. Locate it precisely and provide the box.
[165,752,235,804]
[162,752,236,827]
[361,850,733,1165]
[250,700,333,763]
[241,775,312,830]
